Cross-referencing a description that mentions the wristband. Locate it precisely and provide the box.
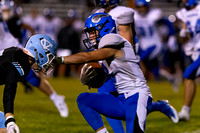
[179,28,188,37]
[5,117,15,127]
[61,56,64,64]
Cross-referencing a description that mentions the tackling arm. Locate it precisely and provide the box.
[62,48,122,65]
[179,22,190,44]
[3,69,20,133]
[118,24,133,45]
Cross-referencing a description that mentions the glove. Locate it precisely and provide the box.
[80,63,98,86]
[7,122,20,133]
[5,116,20,133]
[51,57,64,66]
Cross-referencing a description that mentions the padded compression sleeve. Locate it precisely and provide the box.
[3,69,18,114]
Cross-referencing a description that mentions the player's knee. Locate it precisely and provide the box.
[76,92,90,105]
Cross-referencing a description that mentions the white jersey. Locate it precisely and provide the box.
[22,14,45,34]
[38,17,64,44]
[134,9,162,59]
[176,5,200,61]
[0,21,22,51]
[95,6,134,33]
[98,33,152,99]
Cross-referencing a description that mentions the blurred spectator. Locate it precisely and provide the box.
[55,9,80,77]
[39,7,64,44]
[1,1,34,45]
[22,8,45,35]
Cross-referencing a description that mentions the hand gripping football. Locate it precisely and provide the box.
[80,62,107,88]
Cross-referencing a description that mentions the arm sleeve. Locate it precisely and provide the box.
[3,69,18,114]
[176,9,187,23]
[116,10,134,25]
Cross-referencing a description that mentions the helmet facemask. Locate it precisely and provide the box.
[83,26,101,49]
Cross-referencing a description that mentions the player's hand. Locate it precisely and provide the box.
[6,121,20,133]
[80,63,97,85]
[51,57,64,66]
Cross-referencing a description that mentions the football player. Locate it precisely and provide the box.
[176,0,200,121]
[92,1,135,132]
[134,0,179,87]
[0,34,56,133]
[54,12,178,133]
[0,3,69,118]
[80,1,179,132]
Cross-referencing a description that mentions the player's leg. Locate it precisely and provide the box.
[106,118,125,133]
[125,93,152,133]
[178,57,200,121]
[98,77,125,133]
[178,79,195,121]
[77,92,125,133]
[25,69,69,117]
[148,100,179,123]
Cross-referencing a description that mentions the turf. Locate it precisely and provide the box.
[0,77,200,133]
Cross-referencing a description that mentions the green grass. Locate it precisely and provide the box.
[0,77,200,133]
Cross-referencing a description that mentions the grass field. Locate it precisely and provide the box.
[0,77,200,133]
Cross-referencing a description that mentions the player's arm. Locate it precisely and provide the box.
[3,69,20,133]
[22,23,35,35]
[61,47,123,65]
[179,22,190,44]
[0,128,7,133]
[118,24,133,45]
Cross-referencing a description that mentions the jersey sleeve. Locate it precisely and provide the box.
[98,33,125,49]
[176,8,187,23]
[116,9,134,25]
[109,6,134,25]
[3,47,30,78]
[3,68,18,114]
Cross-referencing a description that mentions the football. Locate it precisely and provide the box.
[80,62,107,88]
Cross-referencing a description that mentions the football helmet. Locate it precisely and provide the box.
[0,0,14,21]
[24,34,56,75]
[135,0,149,7]
[83,12,116,49]
[94,0,120,7]
[184,0,197,10]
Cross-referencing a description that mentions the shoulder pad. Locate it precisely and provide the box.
[98,34,125,49]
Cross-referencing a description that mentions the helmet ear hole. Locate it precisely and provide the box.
[39,53,44,58]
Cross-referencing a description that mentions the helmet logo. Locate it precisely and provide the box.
[40,38,53,50]
[91,14,108,23]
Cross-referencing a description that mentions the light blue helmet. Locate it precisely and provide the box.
[136,0,149,7]
[24,34,56,74]
[94,0,120,7]
[185,0,197,10]
[83,12,116,49]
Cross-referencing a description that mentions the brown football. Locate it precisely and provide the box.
[84,62,107,88]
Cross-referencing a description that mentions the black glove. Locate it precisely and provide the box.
[51,57,64,66]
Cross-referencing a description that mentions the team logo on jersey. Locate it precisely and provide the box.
[40,38,53,50]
